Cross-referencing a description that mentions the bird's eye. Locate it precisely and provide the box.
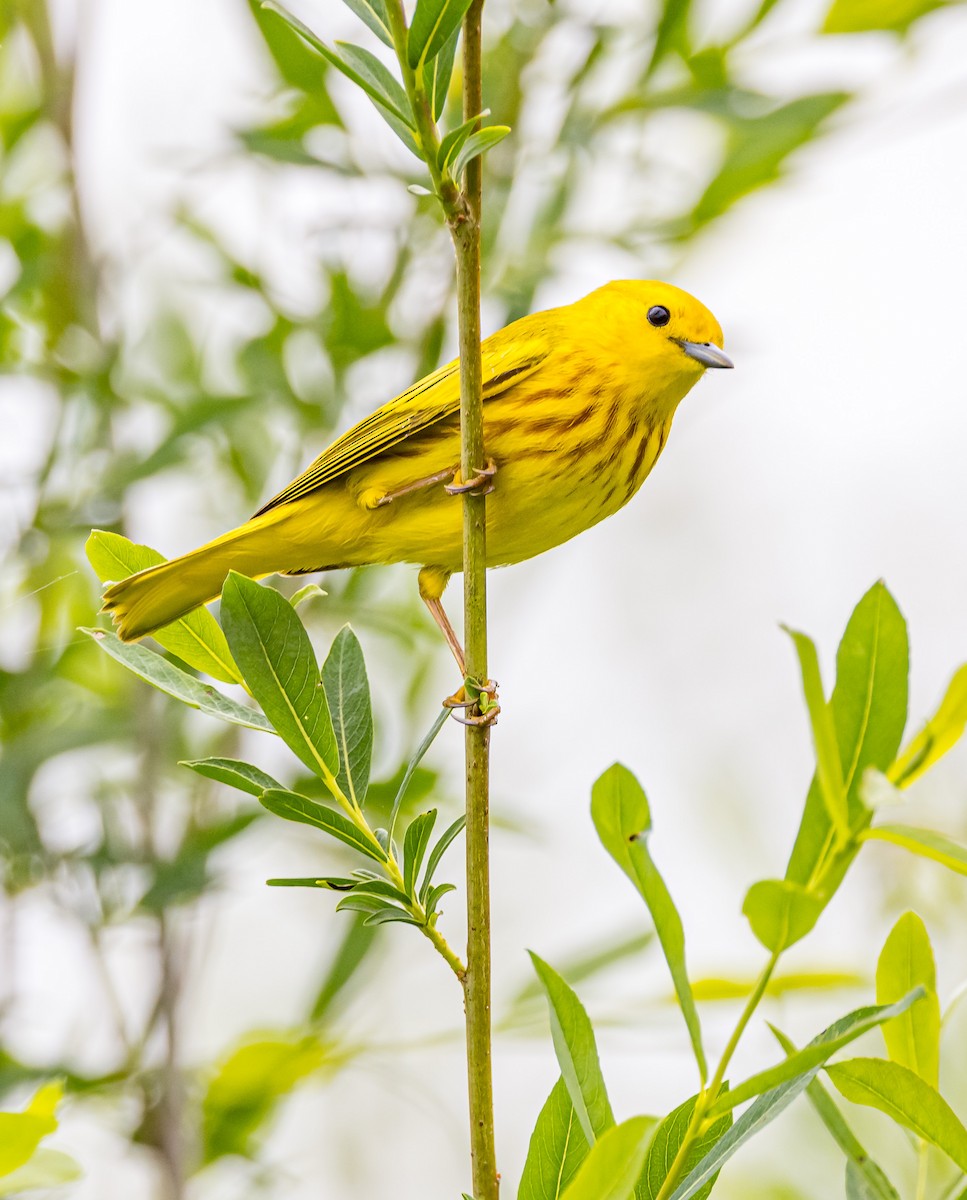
[647,305,671,327]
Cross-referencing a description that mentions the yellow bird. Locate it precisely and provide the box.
[102,280,731,673]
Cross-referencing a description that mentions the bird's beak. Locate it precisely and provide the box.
[674,340,734,369]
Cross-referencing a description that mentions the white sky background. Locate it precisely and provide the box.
[14,0,967,1195]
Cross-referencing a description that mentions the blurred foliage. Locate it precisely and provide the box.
[0,0,964,1195]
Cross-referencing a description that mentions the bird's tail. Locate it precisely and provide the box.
[101,514,290,642]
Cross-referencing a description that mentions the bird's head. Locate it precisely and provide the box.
[590,280,733,396]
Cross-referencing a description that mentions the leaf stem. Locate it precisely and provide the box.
[706,949,781,1106]
[654,949,781,1200]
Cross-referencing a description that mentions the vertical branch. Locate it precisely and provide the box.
[452,4,498,1197]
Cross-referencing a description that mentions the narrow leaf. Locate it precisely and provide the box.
[668,998,923,1200]
[529,953,615,1146]
[742,879,824,952]
[827,1058,967,1171]
[87,531,242,684]
[889,664,967,786]
[862,825,967,877]
[438,110,489,172]
[322,626,374,806]
[706,990,924,1117]
[770,1029,901,1200]
[823,0,947,36]
[333,41,414,125]
[341,0,393,47]
[266,876,357,888]
[419,813,465,902]
[638,1091,731,1200]
[451,125,511,179]
[876,911,939,1086]
[407,0,474,68]
[591,764,707,1083]
[560,1117,656,1200]
[221,573,338,785]
[181,757,282,797]
[82,629,273,733]
[518,1076,590,1200]
[786,582,909,891]
[424,27,458,120]
[783,625,849,840]
[403,810,436,897]
[259,788,385,863]
[388,706,449,840]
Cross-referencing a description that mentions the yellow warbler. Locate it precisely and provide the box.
[101,280,731,665]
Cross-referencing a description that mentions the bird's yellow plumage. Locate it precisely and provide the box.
[101,280,731,647]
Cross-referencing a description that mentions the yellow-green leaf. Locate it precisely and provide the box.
[889,664,967,788]
[876,912,939,1086]
[827,1058,967,1172]
[0,1082,62,1177]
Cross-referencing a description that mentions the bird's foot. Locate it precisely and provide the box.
[445,458,497,497]
[443,676,500,726]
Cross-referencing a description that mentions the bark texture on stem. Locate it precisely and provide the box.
[453,2,498,1197]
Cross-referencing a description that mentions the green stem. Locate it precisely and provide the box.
[706,950,780,1104]
[655,950,781,1200]
[454,4,497,1197]
[387,0,496,1188]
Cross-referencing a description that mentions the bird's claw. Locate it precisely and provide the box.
[445,458,497,497]
[443,676,500,726]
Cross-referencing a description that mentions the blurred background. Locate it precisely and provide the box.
[2,0,967,1195]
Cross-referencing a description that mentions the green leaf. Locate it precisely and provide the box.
[220,573,339,785]
[889,664,967,787]
[0,1082,61,1177]
[783,625,849,841]
[845,1157,902,1200]
[363,907,422,927]
[202,1033,325,1162]
[266,876,357,888]
[82,629,273,733]
[451,125,511,179]
[259,788,385,863]
[518,1076,590,1200]
[288,582,327,609]
[321,626,374,807]
[309,912,379,1023]
[403,810,436,897]
[86,530,242,684]
[823,0,947,35]
[388,706,450,841]
[260,4,415,136]
[876,912,939,1087]
[341,0,393,47]
[770,1029,901,1200]
[742,879,824,953]
[419,813,465,902]
[786,582,909,891]
[667,998,922,1200]
[591,764,707,1083]
[423,881,456,916]
[637,1091,731,1200]
[862,825,967,877]
[424,27,458,120]
[689,92,849,232]
[334,41,414,125]
[560,1118,656,1200]
[827,1058,967,1171]
[0,1149,81,1195]
[437,110,489,172]
[181,757,282,798]
[407,0,474,68]
[707,990,924,1117]
[691,971,863,1001]
[140,813,259,911]
[529,953,615,1146]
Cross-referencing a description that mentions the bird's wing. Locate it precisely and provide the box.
[253,332,549,516]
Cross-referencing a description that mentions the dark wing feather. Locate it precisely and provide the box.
[253,334,549,517]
